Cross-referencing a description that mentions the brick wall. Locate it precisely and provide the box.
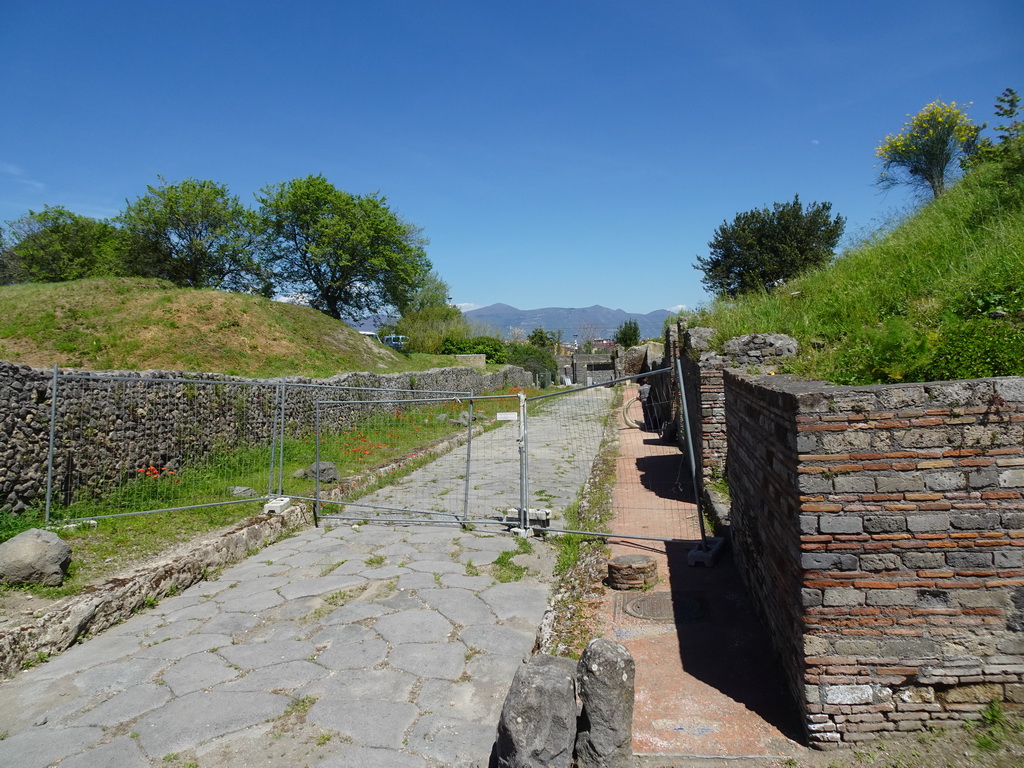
[725,371,1024,746]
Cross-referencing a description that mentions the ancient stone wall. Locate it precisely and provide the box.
[0,361,532,515]
[725,371,1024,746]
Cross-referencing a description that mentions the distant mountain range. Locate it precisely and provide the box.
[356,304,674,341]
[463,304,672,340]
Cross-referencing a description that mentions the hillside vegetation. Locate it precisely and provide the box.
[694,157,1024,385]
[0,278,466,377]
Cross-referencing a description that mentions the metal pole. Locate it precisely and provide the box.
[44,364,60,523]
[277,382,288,495]
[676,358,707,550]
[518,391,529,531]
[462,395,474,524]
[266,382,280,499]
[313,398,321,527]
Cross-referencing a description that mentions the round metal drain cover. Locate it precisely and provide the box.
[623,591,708,623]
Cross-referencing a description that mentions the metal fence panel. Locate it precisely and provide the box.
[46,373,279,522]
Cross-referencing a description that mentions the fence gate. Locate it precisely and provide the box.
[523,367,711,550]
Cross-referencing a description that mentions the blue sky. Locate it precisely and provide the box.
[1,1,1021,315]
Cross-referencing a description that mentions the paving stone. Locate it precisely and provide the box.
[442,573,496,591]
[479,582,550,624]
[317,746,427,768]
[56,736,151,768]
[208,575,291,601]
[0,726,106,768]
[215,639,316,669]
[375,609,454,644]
[307,697,418,749]
[397,571,441,590]
[143,618,207,642]
[200,611,262,636]
[21,634,143,680]
[406,713,496,767]
[134,690,290,757]
[298,666,418,702]
[277,572,366,600]
[316,638,389,670]
[135,632,233,660]
[460,624,535,657]
[389,642,467,680]
[72,681,172,726]
[160,599,221,624]
[321,599,388,625]
[375,592,427,612]
[161,652,240,695]
[417,588,496,625]
[215,659,327,692]
[309,622,377,648]
[73,656,169,697]
[403,559,465,574]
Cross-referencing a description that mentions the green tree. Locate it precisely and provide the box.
[119,177,269,294]
[695,195,845,298]
[614,318,641,348]
[506,342,556,377]
[875,100,983,198]
[527,327,555,349]
[975,88,1023,173]
[393,271,469,353]
[258,175,429,320]
[2,206,125,284]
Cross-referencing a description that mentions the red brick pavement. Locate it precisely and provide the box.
[595,387,806,760]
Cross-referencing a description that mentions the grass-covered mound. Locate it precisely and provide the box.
[694,156,1024,385]
[0,277,467,377]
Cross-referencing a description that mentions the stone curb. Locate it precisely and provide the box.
[0,501,312,677]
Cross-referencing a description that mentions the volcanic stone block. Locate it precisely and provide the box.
[494,654,577,768]
[575,638,635,768]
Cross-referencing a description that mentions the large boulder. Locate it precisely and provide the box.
[494,654,578,768]
[575,638,635,768]
[292,461,340,483]
[0,528,72,586]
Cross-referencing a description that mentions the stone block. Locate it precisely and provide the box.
[819,515,864,534]
[0,528,72,586]
[575,638,635,768]
[495,654,578,768]
[834,475,875,494]
[995,550,1024,568]
[1000,469,1024,488]
[866,589,917,606]
[876,473,925,493]
[946,552,994,569]
[864,516,906,533]
[860,553,901,571]
[907,513,949,533]
[823,587,865,607]
[936,683,1002,704]
[824,685,873,705]
[902,552,945,569]
[926,472,967,492]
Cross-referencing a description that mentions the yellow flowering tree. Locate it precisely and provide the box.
[875,100,983,198]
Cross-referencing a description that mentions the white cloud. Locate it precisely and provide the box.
[667,304,688,313]
[0,161,45,192]
[455,302,481,312]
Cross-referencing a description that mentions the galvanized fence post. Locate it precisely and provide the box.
[518,390,529,531]
[44,364,60,523]
[462,393,474,524]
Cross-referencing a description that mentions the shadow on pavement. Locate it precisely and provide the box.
[663,535,807,745]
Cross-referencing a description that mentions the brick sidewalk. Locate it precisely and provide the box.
[596,388,806,760]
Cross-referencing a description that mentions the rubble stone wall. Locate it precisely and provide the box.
[0,361,531,514]
[725,371,1024,746]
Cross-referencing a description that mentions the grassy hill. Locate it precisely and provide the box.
[693,157,1024,385]
[0,278,464,377]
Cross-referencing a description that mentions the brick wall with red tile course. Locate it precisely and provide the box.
[724,372,1024,748]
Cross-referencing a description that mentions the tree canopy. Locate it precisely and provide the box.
[875,100,983,199]
[2,206,124,284]
[695,195,845,298]
[614,319,641,348]
[119,177,270,294]
[391,271,469,353]
[258,175,430,320]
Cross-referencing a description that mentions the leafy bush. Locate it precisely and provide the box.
[439,335,508,363]
[506,343,556,377]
